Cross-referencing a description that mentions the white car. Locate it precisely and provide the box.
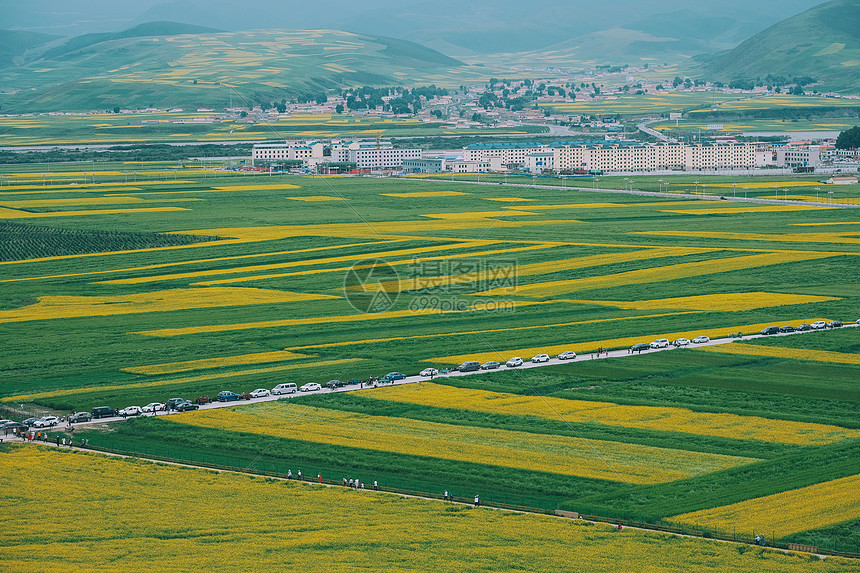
[141,402,164,413]
[692,336,710,344]
[557,351,577,360]
[119,406,142,417]
[650,339,670,349]
[673,338,690,347]
[420,368,439,377]
[249,388,271,398]
[811,320,827,329]
[32,416,59,428]
[506,357,523,367]
[300,383,321,392]
[531,354,550,363]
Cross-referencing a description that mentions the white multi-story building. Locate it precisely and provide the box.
[252,142,325,165]
[775,146,822,168]
[463,142,544,168]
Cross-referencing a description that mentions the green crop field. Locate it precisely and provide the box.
[0,112,546,147]
[1,165,859,552]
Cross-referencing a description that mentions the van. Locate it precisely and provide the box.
[272,383,297,395]
[760,326,780,335]
[91,406,117,419]
[457,361,481,372]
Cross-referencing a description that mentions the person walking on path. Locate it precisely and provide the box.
[297,470,302,480]
[318,474,322,484]
[474,494,480,507]
[373,480,378,490]
[288,469,292,479]
[56,435,60,447]
[444,490,449,501]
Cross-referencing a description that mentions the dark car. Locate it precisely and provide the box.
[194,396,211,405]
[2,422,28,434]
[91,406,118,419]
[166,397,187,410]
[69,412,92,423]
[480,361,500,370]
[630,343,651,353]
[22,417,38,427]
[828,320,843,328]
[760,326,780,335]
[215,391,241,402]
[779,326,796,333]
[796,324,812,332]
[175,401,199,412]
[457,361,481,372]
[325,380,344,389]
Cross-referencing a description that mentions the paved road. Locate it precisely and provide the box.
[47,323,857,430]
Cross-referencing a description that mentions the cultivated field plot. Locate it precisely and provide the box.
[5,446,856,573]
[0,112,539,147]
[1,167,858,550]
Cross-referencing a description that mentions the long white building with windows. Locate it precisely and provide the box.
[467,141,756,173]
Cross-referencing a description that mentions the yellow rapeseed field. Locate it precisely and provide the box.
[175,403,757,484]
[634,231,860,245]
[662,206,832,215]
[123,350,311,375]
[482,251,839,297]
[4,447,850,573]
[359,383,860,446]
[0,287,337,323]
[565,292,839,312]
[0,197,201,208]
[287,195,346,201]
[381,191,471,197]
[0,206,191,219]
[700,343,860,366]
[668,473,860,538]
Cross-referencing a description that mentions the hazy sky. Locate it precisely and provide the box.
[1,0,829,53]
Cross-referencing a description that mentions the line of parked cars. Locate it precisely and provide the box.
[451,350,578,373]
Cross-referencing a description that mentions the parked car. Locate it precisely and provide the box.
[141,403,164,413]
[33,416,60,428]
[236,392,253,400]
[91,406,118,419]
[649,339,670,349]
[630,343,650,353]
[2,422,28,433]
[175,401,199,412]
[419,368,439,377]
[828,320,843,328]
[456,361,481,372]
[760,326,780,335]
[557,351,577,360]
[68,412,92,423]
[0,419,13,426]
[381,372,407,382]
[531,354,550,363]
[796,324,812,332]
[692,336,710,344]
[673,338,690,347]
[118,406,142,417]
[347,378,362,386]
[325,380,343,390]
[194,396,211,405]
[505,357,523,367]
[856,319,860,325]
[22,417,38,427]
[300,383,321,392]
[166,398,188,410]
[779,326,796,333]
[215,391,241,402]
[271,383,297,395]
[811,321,827,329]
[481,361,501,370]
[248,388,271,398]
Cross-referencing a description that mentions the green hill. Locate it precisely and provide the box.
[0,24,478,113]
[705,0,860,92]
[0,30,60,67]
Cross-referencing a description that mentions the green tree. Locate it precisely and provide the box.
[835,126,860,149]
[335,104,344,114]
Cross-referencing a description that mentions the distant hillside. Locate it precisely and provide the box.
[0,25,478,113]
[0,30,60,67]
[706,0,860,92]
